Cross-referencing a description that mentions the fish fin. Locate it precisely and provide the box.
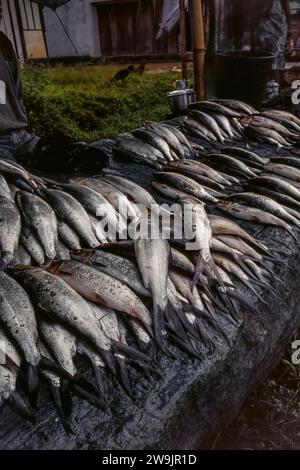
[26,364,39,408]
[115,356,133,398]
[91,363,107,398]
[73,384,106,411]
[167,301,200,341]
[60,379,73,417]
[7,391,36,424]
[49,383,75,435]
[89,292,108,306]
[74,372,100,398]
[168,332,202,360]
[152,303,168,351]
[98,349,118,378]
[111,339,152,363]
[40,355,73,381]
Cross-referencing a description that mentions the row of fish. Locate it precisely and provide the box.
[177,99,300,149]
[0,100,299,433]
[113,121,197,168]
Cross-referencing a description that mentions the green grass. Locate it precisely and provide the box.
[22,64,187,142]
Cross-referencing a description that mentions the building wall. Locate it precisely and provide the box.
[1,0,47,60]
[43,0,100,58]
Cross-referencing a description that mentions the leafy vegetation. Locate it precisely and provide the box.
[22,64,185,142]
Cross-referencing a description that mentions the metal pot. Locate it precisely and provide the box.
[167,90,189,113]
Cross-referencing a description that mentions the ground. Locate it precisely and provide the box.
[206,336,300,450]
[22,63,300,450]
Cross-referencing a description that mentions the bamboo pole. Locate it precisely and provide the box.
[188,0,206,100]
[179,0,188,80]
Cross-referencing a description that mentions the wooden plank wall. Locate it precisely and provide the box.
[97,0,179,57]
[0,0,47,60]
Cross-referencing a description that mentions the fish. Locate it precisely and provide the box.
[188,101,241,118]
[44,260,153,337]
[76,178,138,221]
[131,128,174,161]
[203,154,257,178]
[167,160,231,186]
[246,125,291,147]
[113,137,165,169]
[152,181,191,202]
[208,214,270,254]
[249,176,300,202]
[263,163,300,183]
[183,118,218,142]
[42,189,99,248]
[0,327,36,423]
[155,172,218,203]
[170,247,195,275]
[71,249,151,298]
[221,147,269,165]
[135,228,170,350]
[145,121,184,158]
[16,191,58,261]
[20,225,45,266]
[225,192,300,228]
[210,113,235,139]
[100,173,157,208]
[0,196,21,265]
[57,221,81,251]
[0,159,42,190]
[189,110,225,142]
[15,245,32,265]
[0,175,13,201]
[165,167,228,193]
[180,196,219,287]
[39,319,77,378]
[0,271,40,399]
[217,201,297,241]
[211,98,257,115]
[169,270,204,312]
[261,109,300,127]
[56,241,71,260]
[161,123,196,156]
[247,184,300,213]
[215,235,263,262]
[14,266,117,374]
[269,156,300,169]
[212,253,267,303]
[244,116,299,141]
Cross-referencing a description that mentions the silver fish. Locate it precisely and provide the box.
[16,191,58,260]
[20,225,45,265]
[42,188,99,248]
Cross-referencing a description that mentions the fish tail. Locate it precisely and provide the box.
[168,332,202,360]
[7,390,36,424]
[60,379,73,417]
[112,339,152,363]
[165,302,199,357]
[40,355,73,381]
[171,301,202,341]
[152,302,169,353]
[74,372,100,398]
[73,383,106,411]
[193,303,231,347]
[91,363,107,398]
[26,363,39,407]
[49,383,75,435]
[116,356,133,398]
[99,349,118,379]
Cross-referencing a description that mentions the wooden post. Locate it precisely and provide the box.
[188,0,206,101]
[179,0,188,80]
